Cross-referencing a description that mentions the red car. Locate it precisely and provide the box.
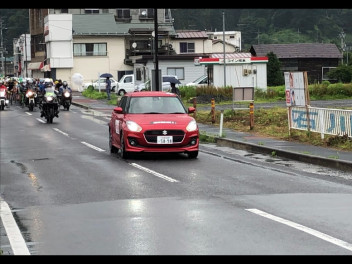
[108,91,199,159]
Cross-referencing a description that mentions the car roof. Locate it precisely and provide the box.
[128,91,177,97]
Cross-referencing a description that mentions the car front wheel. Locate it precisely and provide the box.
[109,129,118,154]
[118,90,126,96]
[119,132,131,159]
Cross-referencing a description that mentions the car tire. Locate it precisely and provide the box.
[109,129,118,154]
[188,151,198,159]
[118,90,126,96]
[119,132,131,159]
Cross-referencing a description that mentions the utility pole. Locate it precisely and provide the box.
[339,30,346,65]
[154,8,159,91]
[0,19,4,76]
[223,11,226,88]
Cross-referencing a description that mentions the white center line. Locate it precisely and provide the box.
[81,141,106,152]
[246,208,352,252]
[130,162,179,182]
[53,128,69,137]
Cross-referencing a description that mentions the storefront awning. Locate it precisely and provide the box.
[27,62,43,70]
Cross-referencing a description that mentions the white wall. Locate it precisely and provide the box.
[213,62,267,90]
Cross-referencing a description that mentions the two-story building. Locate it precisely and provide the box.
[19,8,245,91]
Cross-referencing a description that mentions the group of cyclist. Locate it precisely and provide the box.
[0,77,72,107]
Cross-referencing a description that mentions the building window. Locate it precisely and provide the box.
[322,67,337,80]
[167,68,184,80]
[180,42,195,53]
[84,9,99,14]
[139,8,154,19]
[73,43,107,56]
[116,9,130,19]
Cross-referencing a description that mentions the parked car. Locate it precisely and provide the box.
[82,77,118,92]
[136,75,180,92]
[185,75,208,87]
[108,91,199,159]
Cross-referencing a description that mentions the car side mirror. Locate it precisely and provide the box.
[113,106,123,114]
[188,107,195,114]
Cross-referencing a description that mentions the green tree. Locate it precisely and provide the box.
[327,64,352,83]
[266,52,284,86]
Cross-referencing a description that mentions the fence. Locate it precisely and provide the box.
[290,106,352,139]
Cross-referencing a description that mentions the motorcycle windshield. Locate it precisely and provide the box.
[45,88,56,97]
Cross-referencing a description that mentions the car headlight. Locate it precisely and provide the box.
[186,119,198,132]
[126,121,142,132]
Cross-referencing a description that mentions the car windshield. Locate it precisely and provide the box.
[128,96,187,114]
[193,75,207,83]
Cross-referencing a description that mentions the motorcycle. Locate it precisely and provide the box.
[59,88,72,111]
[0,87,9,111]
[39,87,59,123]
[25,88,37,111]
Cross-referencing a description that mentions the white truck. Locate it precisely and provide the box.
[116,74,179,95]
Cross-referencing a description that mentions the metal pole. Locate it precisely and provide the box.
[24,34,28,77]
[0,19,4,76]
[154,8,159,91]
[223,11,226,88]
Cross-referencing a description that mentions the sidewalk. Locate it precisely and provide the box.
[71,92,352,172]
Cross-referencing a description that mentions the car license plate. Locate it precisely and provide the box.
[157,136,173,144]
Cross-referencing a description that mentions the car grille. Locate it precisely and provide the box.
[144,130,185,143]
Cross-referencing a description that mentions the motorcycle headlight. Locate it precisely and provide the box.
[26,91,33,97]
[186,119,198,132]
[0,91,5,97]
[47,96,53,102]
[126,121,142,132]
[64,91,70,97]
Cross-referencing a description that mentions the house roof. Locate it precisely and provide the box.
[210,53,252,58]
[176,30,209,39]
[250,43,343,59]
[72,14,176,36]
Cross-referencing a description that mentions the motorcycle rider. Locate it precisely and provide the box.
[37,78,46,105]
[40,82,59,118]
[0,80,7,90]
[19,80,28,107]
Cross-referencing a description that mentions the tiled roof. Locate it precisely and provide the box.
[72,14,176,36]
[251,43,342,59]
[211,53,252,58]
[176,30,209,39]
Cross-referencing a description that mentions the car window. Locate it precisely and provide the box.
[118,96,128,112]
[128,96,186,114]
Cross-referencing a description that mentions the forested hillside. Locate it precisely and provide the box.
[171,9,352,51]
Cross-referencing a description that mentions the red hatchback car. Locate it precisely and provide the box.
[108,91,199,159]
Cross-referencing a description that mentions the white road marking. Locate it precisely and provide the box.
[130,162,179,182]
[53,128,69,137]
[246,208,352,252]
[25,112,32,115]
[36,118,45,123]
[0,198,30,255]
[81,141,106,152]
